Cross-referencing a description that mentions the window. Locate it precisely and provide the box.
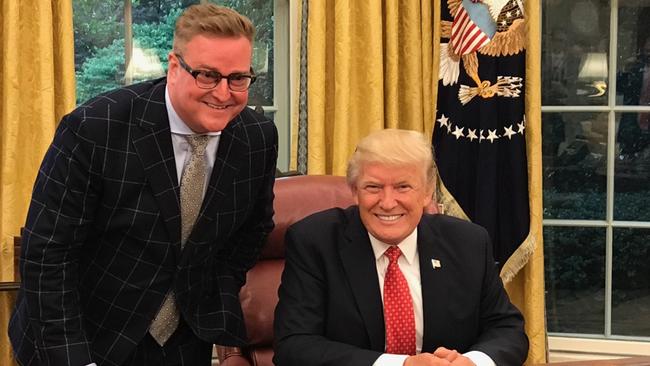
[542,0,650,346]
[73,0,290,171]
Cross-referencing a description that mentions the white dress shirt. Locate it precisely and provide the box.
[165,86,220,190]
[369,230,495,366]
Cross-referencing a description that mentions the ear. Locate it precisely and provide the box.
[167,52,178,78]
[350,185,360,205]
[422,181,435,207]
[423,180,441,214]
[422,192,433,208]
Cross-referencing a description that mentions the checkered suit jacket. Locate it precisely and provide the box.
[8,78,278,366]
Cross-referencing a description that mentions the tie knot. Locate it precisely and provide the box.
[384,246,402,264]
[186,135,210,156]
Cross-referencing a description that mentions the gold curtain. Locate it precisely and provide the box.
[504,0,547,364]
[303,0,435,175]
[0,1,76,364]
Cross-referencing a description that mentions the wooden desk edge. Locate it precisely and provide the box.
[535,356,650,365]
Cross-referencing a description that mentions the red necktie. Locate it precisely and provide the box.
[383,246,416,355]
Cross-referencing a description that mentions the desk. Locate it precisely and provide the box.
[538,357,650,365]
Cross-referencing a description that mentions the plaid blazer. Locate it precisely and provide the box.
[9,78,278,366]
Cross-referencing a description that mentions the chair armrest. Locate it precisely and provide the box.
[220,355,253,366]
[216,346,253,366]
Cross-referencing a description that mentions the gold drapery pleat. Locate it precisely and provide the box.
[504,0,547,364]
[0,1,76,364]
[303,0,434,175]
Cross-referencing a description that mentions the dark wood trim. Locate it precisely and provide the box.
[536,357,650,365]
[0,282,20,292]
[14,233,21,282]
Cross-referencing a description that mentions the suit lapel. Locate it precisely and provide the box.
[418,218,448,351]
[338,208,386,352]
[131,80,182,247]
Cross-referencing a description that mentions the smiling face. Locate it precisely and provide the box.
[167,34,252,133]
[352,162,433,245]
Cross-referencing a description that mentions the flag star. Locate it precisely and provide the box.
[506,11,512,18]
[503,125,516,139]
[437,114,449,128]
[467,128,478,142]
[501,20,507,26]
[479,130,486,142]
[487,129,499,143]
[517,121,525,134]
[451,126,465,140]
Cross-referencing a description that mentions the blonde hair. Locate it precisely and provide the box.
[346,129,436,189]
[172,4,255,53]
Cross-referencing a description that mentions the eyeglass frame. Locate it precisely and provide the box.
[174,53,257,92]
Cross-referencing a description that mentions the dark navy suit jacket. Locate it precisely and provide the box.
[9,78,278,366]
[274,206,528,366]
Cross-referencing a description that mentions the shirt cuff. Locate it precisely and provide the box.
[464,351,496,366]
[372,353,409,366]
[86,364,97,366]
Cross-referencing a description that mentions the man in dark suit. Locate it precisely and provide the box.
[274,129,527,366]
[9,4,277,366]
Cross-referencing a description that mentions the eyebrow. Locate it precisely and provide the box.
[194,63,249,75]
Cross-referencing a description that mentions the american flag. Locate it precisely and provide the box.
[435,0,529,273]
[450,0,497,56]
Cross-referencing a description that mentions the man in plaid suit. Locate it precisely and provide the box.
[9,4,277,366]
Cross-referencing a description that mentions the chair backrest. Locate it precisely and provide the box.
[234,175,354,366]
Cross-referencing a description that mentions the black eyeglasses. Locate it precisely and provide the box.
[174,54,256,92]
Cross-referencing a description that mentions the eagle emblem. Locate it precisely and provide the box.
[440,0,526,104]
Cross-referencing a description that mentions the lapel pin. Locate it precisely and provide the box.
[431,259,441,269]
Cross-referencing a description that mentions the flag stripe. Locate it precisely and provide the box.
[451,6,491,55]
[460,28,482,52]
[451,10,469,38]
[460,29,489,55]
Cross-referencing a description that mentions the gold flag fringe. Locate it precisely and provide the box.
[435,171,534,284]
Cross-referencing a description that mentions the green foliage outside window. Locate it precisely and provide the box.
[74,0,274,106]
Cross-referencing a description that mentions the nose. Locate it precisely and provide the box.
[378,188,398,210]
[211,79,231,101]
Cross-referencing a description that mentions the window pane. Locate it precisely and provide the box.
[543,112,607,219]
[542,0,610,106]
[73,0,126,104]
[211,0,274,107]
[74,0,274,107]
[128,2,181,84]
[616,1,650,106]
[615,112,650,221]
[545,226,605,335]
[612,228,650,336]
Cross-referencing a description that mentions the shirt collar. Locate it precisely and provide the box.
[165,85,221,137]
[369,229,418,265]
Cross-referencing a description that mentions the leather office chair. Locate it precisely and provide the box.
[217,175,355,366]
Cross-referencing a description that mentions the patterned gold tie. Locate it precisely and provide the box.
[149,134,210,346]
